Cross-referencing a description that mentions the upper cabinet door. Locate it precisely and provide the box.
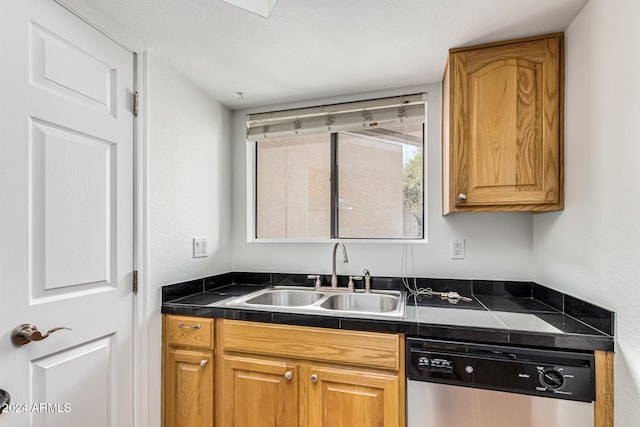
[443,33,564,214]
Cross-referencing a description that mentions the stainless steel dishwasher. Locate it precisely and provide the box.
[406,338,595,427]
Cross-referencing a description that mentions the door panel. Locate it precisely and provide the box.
[166,348,214,427]
[469,59,541,190]
[222,356,298,427]
[0,1,135,426]
[31,118,115,296]
[406,380,594,427]
[30,21,117,115]
[31,336,114,427]
[307,365,400,427]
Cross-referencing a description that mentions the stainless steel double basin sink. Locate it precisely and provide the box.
[221,286,405,318]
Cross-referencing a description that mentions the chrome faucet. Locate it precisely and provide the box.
[331,241,349,287]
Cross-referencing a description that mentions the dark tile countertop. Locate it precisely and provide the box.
[161,272,615,352]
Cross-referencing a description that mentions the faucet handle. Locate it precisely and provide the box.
[348,275,363,291]
[307,274,322,289]
[363,269,371,293]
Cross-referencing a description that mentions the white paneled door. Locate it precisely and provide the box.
[0,1,135,426]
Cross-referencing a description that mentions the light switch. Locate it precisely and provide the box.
[193,237,208,258]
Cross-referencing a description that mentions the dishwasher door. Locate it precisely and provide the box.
[407,380,594,427]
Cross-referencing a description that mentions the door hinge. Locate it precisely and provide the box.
[133,91,139,117]
[133,270,139,295]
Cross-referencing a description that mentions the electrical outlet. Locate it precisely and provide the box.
[193,237,208,258]
[450,238,465,259]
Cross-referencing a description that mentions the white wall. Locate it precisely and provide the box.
[231,85,534,280]
[533,0,640,423]
[146,55,232,427]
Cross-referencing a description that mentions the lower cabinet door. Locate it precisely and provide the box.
[165,348,214,427]
[222,355,299,427]
[306,365,400,427]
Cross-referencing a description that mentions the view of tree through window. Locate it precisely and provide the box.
[403,136,424,235]
[255,123,424,239]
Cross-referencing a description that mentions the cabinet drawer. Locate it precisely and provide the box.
[222,320,400,371]
[166,315,214,349]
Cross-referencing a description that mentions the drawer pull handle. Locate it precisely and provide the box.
[200,360,208,368]
[458,193,467,201]
[310,374,318,383]
[177,323,201,329]
[284,371,292,380]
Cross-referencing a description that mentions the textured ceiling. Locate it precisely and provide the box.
[61,0,588,109]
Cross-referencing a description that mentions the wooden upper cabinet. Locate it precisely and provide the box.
[443,33,564,214]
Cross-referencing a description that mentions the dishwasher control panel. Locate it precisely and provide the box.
[407,338,595,402]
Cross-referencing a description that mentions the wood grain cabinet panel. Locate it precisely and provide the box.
[165,348,214,427]
[218,320,404,427]
[222,356,299,427]
[443,33,564,213]
[222,319,400,370]
[306,365,400,427]
[166,315,214,349]
[163,315,215,427]
[595,351,614,427]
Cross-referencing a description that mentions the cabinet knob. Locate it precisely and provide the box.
[200,359,208,367]
[310,374,318,383]
[458,193,467,201]
[284,371,292,380]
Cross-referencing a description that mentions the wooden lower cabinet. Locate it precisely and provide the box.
[220,357,400,427]
[222,356,298,427]
[307,365,400,427]
[218,320,404,427]
[165,347,214,427]
[164,316,612,427]
[595,351,614,427]
[163,315,215,427]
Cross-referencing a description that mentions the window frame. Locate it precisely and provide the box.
[246,106,428,244]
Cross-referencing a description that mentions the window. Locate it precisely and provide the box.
[249,94,425,240]
[337,123,423,239]
[256,134,331,239]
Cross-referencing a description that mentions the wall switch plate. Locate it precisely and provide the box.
[450,238,465,259]
[193,237,208,258]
